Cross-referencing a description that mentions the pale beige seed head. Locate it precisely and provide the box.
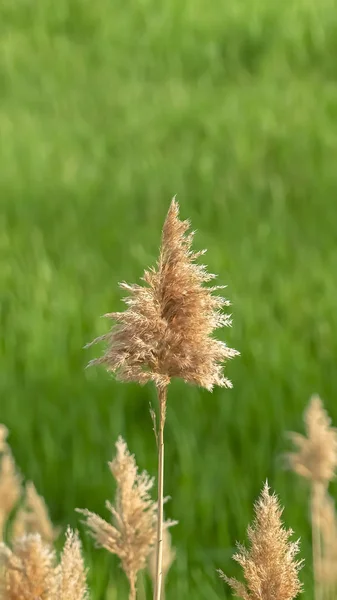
[55,527,88,600]
[219,482,303,600]
[0,533,56,600]
[0,428,21,541]
[12,481,59,544]
[287,395,337,484]
[78,437,174,592]
[87,198,239,391]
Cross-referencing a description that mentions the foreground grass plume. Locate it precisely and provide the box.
[86,198,238,600]
[86,197,238,389]
[78,436,174,600]
[287,395,337,600]
[219,482,303,600]
[0,528,88,600]
[12,481,59,544]
[0,426,21,542]
[287,395,337,485]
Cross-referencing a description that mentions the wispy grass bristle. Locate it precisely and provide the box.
[219,482,303,600]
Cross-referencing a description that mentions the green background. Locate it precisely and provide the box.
[1,0,337,597]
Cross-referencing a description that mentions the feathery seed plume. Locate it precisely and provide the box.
[78,437,173,600]
[0,533,56,600]
[87,198,238,391]
[219,482,303,600]
[0,529,88,600]
[287,395,337,485]
[0,426,21,541]
[56,527,88,600]
[12,481,59,544]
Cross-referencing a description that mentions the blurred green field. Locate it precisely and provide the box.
[1,0,337,597]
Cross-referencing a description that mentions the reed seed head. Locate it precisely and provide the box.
[56,528,88,600]
[12,481,59,544]
[0,426,21,541]
[77,437,173,593]
[0,529,88,600]
[87,198,239,390]
[287,395,337,484]
[219,482,303,600]
[0,534,56,600]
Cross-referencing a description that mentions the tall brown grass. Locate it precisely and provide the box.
[0,426,21,542]
[78,436,175,600]
[0,528,88,600]
[8,201,337,600]
[86,198,238,600]
[287,395,337,600]
[219,482,303,600]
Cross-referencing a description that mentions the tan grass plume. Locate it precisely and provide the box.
[86,198,238,600]
[0,529,88,600]
[55,527,88,600]
[78,436,174,600]
[0,533,56,600]
[219,482,303,600]
[86,197,238,390]
[286,395,337,600]
[287,395,337,485]
[0,426,21,542]
[12,481,59,544]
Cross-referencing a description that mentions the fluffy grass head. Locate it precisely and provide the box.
[219,482,303,600]
[12,481,59,544]
[78,437,174,597]
[287,395,337,485]
[0,529,88,600]
[87,198,239,390]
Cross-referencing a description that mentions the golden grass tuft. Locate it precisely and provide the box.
[86,197,238,391]
[78,436,174,600]
[286,395,337,600]
[0,533,56,600]
[86,198,238,600]
[219,482,303,600]
[12,481,60,544]
[287,395,337,485]
[0,426,21,542]
[0,529,87,600]
[56,527,88,600]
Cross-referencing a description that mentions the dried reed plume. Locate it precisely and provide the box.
[86,198,238,600]
[78,436,173,600]
[12,481,59,544]
[287,395,337,485]
[219,482,303,600]
[56,527,88,600]
[87,197,238,390]
[0,426,21,541]
[287,395,337,600]
[148,527,175,600]
[0,529,88,600]
[0,533,56,600]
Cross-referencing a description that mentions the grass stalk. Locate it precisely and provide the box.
[311,482,323,600]
[153,385,167,600]
[129,575,136,600]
